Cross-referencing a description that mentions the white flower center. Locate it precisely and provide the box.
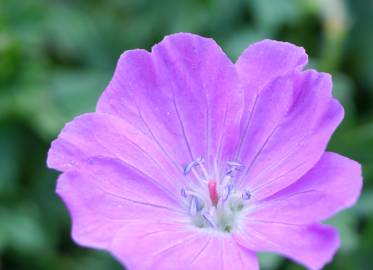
[181,157,250,233]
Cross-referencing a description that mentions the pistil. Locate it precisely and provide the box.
[208,180,219,206]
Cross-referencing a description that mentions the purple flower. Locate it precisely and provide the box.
[47,33,362,270]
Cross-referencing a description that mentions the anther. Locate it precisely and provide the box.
[222,183,234,202]
[183,157,204,175]
[181,188,187,198]
[202,212,217,228]
[242,190,251,200]
[226,160,243,175]
[189,196,201,216]
[227,161,243,167]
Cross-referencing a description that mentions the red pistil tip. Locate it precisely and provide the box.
[208,180,219,206]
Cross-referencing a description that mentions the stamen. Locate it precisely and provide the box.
[182,158,248,233]
[181,188,187,198]
[189,196,202,216]
[242,190,251,200]
[226,160,244,175]
[198,160,210,180]
[222,183,234,202]
[227,161,243,167]
[208,180,219,206]
[184,157,204,175]
[202,212,217,228]
[221,174,232,187]
[184,157,210,185]
[181,188,204,201]
[191,169,207,184]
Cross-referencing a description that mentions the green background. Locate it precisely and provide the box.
[0,0,372,269]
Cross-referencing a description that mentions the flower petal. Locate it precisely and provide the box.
[48,113,183,194]
[236,39,308,150]
[250,152,362,224]
[235,223,340,270]
[111,221,258,270]
[236,40,308,95]
[56,157,185,249]
[97,33,243,168]
[236,70,344,200]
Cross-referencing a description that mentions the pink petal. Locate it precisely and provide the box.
[236,39,308,150]
[48,113,184,194]
[111,220,258,270]
[236,70,344,199]
[97,33,244,168]
[236,39,308,96]
[56,157,185,249]
[250,152,362,224]
[235,222,340,270]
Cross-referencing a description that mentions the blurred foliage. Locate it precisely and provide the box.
[0,0,372,269]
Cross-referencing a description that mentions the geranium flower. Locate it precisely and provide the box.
[48,33,362,270]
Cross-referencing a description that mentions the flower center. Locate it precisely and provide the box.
[181,157,250,233]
